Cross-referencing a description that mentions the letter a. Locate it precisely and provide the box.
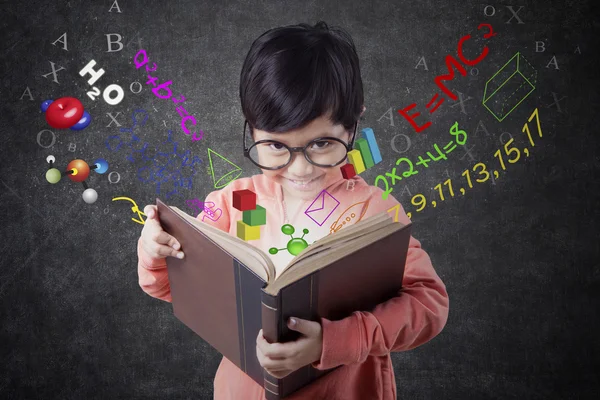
[108,0,122,13]
[19,86,33,100]
[474,120,492,137]
[414,56,429,70]
[51,32,68,51]
[545,55,559,70]
[574,46,581,54]
[377,107,395,126]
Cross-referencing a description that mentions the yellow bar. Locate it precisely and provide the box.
[347,149,366,174]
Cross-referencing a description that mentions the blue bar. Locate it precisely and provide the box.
[360,128,382,164]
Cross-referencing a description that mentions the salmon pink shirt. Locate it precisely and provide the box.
[137,174,449,400]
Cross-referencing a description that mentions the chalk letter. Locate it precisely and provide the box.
[108,172,121,183]
[130,81,142,94]
[106,112,122,127]
[474,120,492,137]
[506,5,525,24]
[535,41,546,52]
[391,134,411,154]
[460,145,476,162]
[134,49,149,69]
[449,91,473,114]
[377,107,395,126]
[19,86,33,100]
[457,34,488,66]
[125,31,143,50]
[414,56,429,70]
[103,84,125,105]
[574,46,581,54]
[398,185,413,199]
[545,55,559,70]
[68,143,76,152]
[79,60,105,85]
[434,55,467,101]
[499,132,513,145]
[51,32,68,51]
[398,103,431,133]
[41,61,66,84]
[37,130,56,148]
[108,0,122,13]
[547,92,566,113]
[483,5,495,16]
[106,33,124,52]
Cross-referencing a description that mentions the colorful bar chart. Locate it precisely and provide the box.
[345,127,382,176]
[361,128,382,164]
[355,139,375,169]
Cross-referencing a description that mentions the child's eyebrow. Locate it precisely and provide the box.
[261,128,346,141]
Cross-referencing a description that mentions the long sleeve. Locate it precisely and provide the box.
[136,191,232,303]
[137,237,172,302]
[311,193,449,370]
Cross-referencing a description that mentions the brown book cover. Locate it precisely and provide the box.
[156,198,412,399]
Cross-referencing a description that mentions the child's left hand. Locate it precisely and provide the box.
[256,317,323,379]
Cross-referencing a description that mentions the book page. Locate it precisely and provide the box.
[265,222,407,295]
[169,206,275,282]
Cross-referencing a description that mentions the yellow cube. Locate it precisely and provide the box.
[347,149,366,174]
[236,220,261,241]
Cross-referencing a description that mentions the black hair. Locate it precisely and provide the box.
[240,21,364,134]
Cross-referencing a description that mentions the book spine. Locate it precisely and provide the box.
[261,290,282,400]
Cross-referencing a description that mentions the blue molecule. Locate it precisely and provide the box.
[93,158,109,174]
[70,110,92,130]
[41,100,53,112]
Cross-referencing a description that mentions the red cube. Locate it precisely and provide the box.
[232,189,257,211]
[340,163,356,179]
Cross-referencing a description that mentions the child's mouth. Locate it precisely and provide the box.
[285,176,322,191]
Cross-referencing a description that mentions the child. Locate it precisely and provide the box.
[137,21,449,400]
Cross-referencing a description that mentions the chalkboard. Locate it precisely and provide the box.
[1,0,599,399]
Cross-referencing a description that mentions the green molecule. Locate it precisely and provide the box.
[269,224,310,256]
[45,168,62,184]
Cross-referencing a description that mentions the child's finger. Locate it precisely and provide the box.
[167,236,181,251]
[152,230,176,246]
[143,205,158,219]
[257,334,292,359]
[154,244,184,259]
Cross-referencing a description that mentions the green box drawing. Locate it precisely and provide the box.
[242,204,266,226]
[482,52,537,122]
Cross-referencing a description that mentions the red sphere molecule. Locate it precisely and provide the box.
[66,159,90,182]
[45,97,84,129]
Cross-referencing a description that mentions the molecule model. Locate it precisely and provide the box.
[41,97,92,130]
[45,155,109,204]
[269,224,310,256]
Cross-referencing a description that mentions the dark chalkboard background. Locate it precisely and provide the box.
[1,0,599,399]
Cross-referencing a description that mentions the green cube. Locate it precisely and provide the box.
[355,138,375,169]
[242,204,266,226]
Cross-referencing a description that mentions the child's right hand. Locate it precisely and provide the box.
[140,205,185,260]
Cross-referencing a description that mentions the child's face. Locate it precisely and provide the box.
[253,115,352,200]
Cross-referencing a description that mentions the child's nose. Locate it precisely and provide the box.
[286,151,314,176]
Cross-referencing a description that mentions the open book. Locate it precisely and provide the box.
[168,203,405,295]
[157,198,412,399]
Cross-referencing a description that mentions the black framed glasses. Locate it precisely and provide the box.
[243,120,358,170]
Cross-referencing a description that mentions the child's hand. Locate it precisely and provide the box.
[256,317,323,379]
[140,205,184,260]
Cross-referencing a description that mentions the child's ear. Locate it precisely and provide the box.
[360,105,366,117]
